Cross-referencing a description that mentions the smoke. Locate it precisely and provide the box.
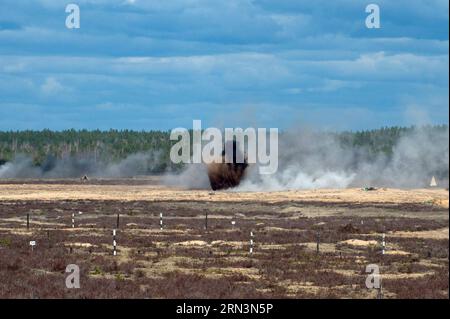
[238,165,355,191]
[162,125,449,190]
[1,126,448,190]
[163,164,210,189]
[236,126,449,190]
[101,151,164,177]
[163,140,249,190]
[0,155,42,178]
[0,151,165,179]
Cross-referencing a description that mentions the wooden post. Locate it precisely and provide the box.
[316,231,320,253]
[205,212,208,231]
[26,213,30,230]
[116,213,120,229]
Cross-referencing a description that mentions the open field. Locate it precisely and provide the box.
[0,178,448,298]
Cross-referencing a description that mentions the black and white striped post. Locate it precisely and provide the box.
[160,213,163,230]
[204,212,208,231]
[381,233,386,255]
[71,213,75,228]
[26,213,30,230]
[112,229,117,256]
[249,231,254,255]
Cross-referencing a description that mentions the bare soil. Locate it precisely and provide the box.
[0,179,448,299]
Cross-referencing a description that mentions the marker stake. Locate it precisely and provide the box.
[113,229,117,256]
[316,231,320,253]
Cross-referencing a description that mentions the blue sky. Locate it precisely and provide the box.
[0,0,448,131]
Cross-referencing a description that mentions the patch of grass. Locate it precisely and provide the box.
[0,238,11,247]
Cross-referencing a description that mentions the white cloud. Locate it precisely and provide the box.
[40,77,64,95]
[0,0,447,130]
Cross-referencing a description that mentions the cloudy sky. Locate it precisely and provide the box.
[0,0,448,131]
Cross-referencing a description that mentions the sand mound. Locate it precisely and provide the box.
[175,240,209,246]
[340,239,378,247]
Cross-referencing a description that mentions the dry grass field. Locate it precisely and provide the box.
[0,178,448,299]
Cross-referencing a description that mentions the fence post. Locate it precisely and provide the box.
[113,229,117,256]
[316,231,320,253]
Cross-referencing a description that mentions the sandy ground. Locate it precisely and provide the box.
[0,180,448,298]
[0,184,448,208]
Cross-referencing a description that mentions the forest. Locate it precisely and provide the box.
[0,125,448,174]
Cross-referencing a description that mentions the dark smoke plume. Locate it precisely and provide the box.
[207,140,248,190]
[169,125,448,191]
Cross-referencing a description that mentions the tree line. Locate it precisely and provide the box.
[0,125,448,173]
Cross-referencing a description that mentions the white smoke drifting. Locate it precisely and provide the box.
[237,126,449,190]
[0,151,164,179]
[163,164,210,189]
[1,126,448,190]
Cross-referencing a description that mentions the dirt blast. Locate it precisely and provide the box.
[207,141,248,190]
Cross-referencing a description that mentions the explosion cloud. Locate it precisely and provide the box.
[1,126,448,191]
[207,140,248,190]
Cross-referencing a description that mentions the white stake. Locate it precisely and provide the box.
[113,229,117,256]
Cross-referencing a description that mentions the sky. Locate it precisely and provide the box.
[0,0,448,131]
